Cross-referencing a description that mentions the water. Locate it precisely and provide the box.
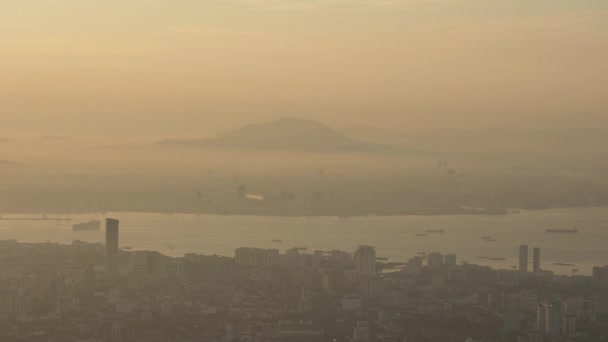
[1,207,607,275]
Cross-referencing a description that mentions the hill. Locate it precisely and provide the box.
[160,118,400,153]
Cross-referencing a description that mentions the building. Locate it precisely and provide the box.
[331,250,353,267]
[592,265,608,284]
[380,289,408,307]
[234,247,279,268]
[427,252,444,269]
[536,303,547,332]
[353,321,370,342]
[519,245,528,273]
[407,256,424,268]
[354,246,377,276]
[445,254,457,267]
[0,289,27,321]
[546,303,561,336]
[105,218,120,274]
[275,321,322,341]
[503,313,523,332]
[562,300,577,337]
[341,295,363,311]
[83,264,96,291]
[537,302,561,336]
[533,247,541,273]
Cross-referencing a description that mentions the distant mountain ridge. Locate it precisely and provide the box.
[0,160,23,167]
[160,118,403,153]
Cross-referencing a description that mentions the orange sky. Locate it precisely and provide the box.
[1,1,607,138]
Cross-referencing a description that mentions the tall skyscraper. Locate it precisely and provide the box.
[354,246,377,276]
[105,218,119,274]
[519,244,528,273]
[533,247,541,273]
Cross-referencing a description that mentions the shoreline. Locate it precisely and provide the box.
[1,205,606,219]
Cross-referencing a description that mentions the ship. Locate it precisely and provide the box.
[478,256,506,261]
[426,229,444,234]
[72,220,101,231]
[553,262,575,266]
[546,228,578,234]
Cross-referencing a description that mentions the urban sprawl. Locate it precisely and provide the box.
[1,219,608,342]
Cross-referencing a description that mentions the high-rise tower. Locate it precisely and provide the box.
[105,218,119,274]
[519,244,528,273]
[354,246,377,276]
[533,247,541,273]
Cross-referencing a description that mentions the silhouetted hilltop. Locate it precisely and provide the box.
[0,160,23,167]
[160,118,402,153]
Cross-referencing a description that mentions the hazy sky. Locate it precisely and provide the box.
[1,0,607,138]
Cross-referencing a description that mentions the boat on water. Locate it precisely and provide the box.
[546,228,578,233]
[415,233,428,236]
[272,239,282,243]
[479,256,506,261]
[553,262,575,266]
[72,220,101,231]
[426,229,444,234]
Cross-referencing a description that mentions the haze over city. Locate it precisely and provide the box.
[1,1,608,342]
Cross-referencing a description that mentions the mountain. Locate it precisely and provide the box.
[0,160,23,167]
[160,118,402,153]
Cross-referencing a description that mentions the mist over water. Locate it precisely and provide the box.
[2,207,606,276]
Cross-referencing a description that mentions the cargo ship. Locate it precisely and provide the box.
[546,228,578,234]
[72,220,101,231]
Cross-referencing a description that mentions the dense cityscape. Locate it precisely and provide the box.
[1,218,607,341]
